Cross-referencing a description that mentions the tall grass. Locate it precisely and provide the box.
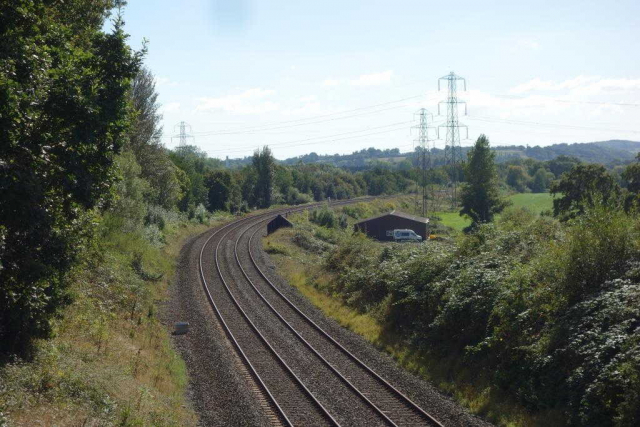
[0,218,216,426]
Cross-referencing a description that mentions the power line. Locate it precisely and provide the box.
[171,121,195,147]
[189,103,422,137]
[412,108,437,216]
[161,93,438,141]
[491,94,640,108]
[205,120,420,155]
[467,115,640,134]
[438,71,468,207]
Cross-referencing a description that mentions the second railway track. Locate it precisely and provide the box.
[198,200,444,426]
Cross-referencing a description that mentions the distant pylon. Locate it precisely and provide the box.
[412,108,436,217]
[171,121,195,147]
[437,72,468,207]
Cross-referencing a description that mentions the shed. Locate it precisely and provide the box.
[267,214,293,235]
[354,210,429,241]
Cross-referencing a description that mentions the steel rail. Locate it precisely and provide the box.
[212,218,341,426]
[245,216,445,427]
[196,197,381,426]
[199,214,296,426]
[232,220,399,426]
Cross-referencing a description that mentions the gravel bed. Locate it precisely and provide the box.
[252,225,494,427]
[160,228,270,427]
[218,222,387,426]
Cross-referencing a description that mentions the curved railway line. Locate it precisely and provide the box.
[197,200,445,426]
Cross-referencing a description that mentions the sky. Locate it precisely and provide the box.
[116,0,640,160]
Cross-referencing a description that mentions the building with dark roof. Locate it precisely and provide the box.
[353,210,429,241]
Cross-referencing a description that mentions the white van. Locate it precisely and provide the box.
[393,229,422,242]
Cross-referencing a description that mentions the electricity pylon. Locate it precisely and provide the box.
[412,108,436,217]
[171,121,195,147]
[438,72,468,207]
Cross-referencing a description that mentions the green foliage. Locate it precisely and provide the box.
[309,207,337,228]
[0,0,142,355]
[204,169,237,212]
[460,135,509,229]
[252,146,275,208]
[298,196,640,425]
[530,168,553,193]
[622,156,640,211]
[127,68,183,209]
[550,163,621,220]
[506,165,530,192]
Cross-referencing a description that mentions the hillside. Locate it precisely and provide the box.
[267,140,640,169]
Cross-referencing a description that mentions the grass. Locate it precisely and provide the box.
[431,192,554,232]
[508,192,554,213]
[0,218,224,426]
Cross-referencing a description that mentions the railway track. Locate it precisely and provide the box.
[198,200,444,426]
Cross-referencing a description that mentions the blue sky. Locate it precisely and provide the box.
[118,0,640,160]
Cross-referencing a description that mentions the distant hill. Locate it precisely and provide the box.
[270,140,640,170]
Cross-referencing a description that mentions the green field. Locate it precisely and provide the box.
[508,192,554,213]
[433,192,554,232]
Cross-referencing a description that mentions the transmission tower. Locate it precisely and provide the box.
[437,72,468,207]
[412,108,436,217]
[171,121,195,147]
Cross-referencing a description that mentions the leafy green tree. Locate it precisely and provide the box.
[0,1,142,354]
[621,154,640,211]
[169,146,211,213]
[547,155,582,178]
[204,169,241,212]
[550,164,620,220]
[252,146,275,208]
[506,165,530,192]
[459,135,509,228]
[127,67,182,209]
[109,151,149,231]
[530,168,553,193]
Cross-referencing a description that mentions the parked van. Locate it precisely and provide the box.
[393,229,422,242]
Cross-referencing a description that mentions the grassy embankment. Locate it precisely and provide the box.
[0,215,231,426]
[262,195,556,426]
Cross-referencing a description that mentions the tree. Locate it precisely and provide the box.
[620,156,640,212]
[0,1,142,355]
[459,135,509,228]
[205,169,238,212]
[547,155,581,178]
[550,164,620,220]
[530,168,553,193]
[506,165,530,192]
[127,67,182,209]
[252,146,275,208]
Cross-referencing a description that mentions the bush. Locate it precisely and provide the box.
[309,207,336,228]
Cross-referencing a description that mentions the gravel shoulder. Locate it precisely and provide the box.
[161,228,270,427]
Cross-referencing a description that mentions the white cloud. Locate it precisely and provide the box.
[160,102,181,114]
[196,88,279,114]
[323,78,342,86]
[350,70,393,86]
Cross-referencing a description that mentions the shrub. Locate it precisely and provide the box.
[309,207,336,228]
